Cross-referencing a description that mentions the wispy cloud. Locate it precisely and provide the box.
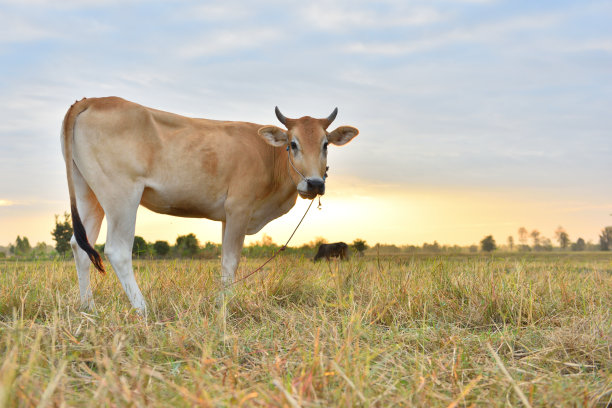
[0,0,142,8]
[0,14,56,43]
[172,4,253,22]
[0,199,15,207]
[301,4,444,31]
[345,13,562,55]
[177,28,280,58]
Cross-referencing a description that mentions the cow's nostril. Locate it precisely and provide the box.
[306,179,325,195]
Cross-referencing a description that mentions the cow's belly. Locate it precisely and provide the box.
[140,183,226,220]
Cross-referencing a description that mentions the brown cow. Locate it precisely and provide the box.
[61,97,358,313]
[313,242,349,261]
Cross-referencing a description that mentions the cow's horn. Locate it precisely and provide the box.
[275,106,287,126]
[323,107,338,128]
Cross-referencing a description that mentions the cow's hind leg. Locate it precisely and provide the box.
[103,189,147,313]
[70,166,104,310]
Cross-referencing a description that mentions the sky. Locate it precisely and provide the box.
[0,0,611,248]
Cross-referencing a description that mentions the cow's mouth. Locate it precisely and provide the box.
[298,190,318,199]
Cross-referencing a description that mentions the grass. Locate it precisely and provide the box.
[1,253,611,406]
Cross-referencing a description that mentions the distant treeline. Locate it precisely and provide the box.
[1,216,611,261]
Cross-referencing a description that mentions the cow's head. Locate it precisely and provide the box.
[258,107,358,199]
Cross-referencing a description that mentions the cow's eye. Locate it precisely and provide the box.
[323,142,328,150]
[290,141,298,151]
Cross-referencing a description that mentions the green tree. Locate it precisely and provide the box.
[12,236,32,257]
[518,227,528,246]
[33,242,50,259]
[176,233,199,257]
[352,239,368,256]
[507,236,514,251]
[571,238,586,251]
[555,226,570,249]
[530,230,540,248]
[201,241,221,259]
[600,227,612,251]
[132,236,148,258]
[153,240,170,257]
[51,212,73,255]
[480,235,496,252]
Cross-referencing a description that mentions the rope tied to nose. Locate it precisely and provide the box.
[227,145,330,287]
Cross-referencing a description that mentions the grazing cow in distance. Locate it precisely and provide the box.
[62,97,359,313]
[314,242,349,261]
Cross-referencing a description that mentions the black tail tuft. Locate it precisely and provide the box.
[71,205,105,274]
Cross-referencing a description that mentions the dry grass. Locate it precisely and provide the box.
[1,253,611,406]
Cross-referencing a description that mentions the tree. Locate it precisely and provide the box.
[507,236,514,251]
[352,239,368,256]
[480,235,496,252]
[201,241,221,259]
[33,242,50,259]
[539,237,553,251]
[176,233,199,257]
[571,238,586,251]
[600,227,612,251]
[530,230,540,248]
[555,226,570,249]
[12,236,32,257]
[132,236,148,258]
[423,241,441,253]
[51,212,73,255]
[311,237,328,248]
[153,240,170,257]
[258,234,275,247]
[518,227,528,245]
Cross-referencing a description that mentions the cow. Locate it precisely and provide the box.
[313,242,349,261]
[61,97,358,313]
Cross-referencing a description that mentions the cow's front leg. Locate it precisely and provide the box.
[221,209,250,288]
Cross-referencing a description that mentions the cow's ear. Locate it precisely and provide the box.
[327,126,359,146]
[258,126,288,147]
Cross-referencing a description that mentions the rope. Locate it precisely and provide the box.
[227,197,316,287]
[287,145,308,182]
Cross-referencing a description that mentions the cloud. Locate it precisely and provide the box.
[0,0,142,8]
[345,13,562,55]
[0,199,15,207]
[300,3,443,31]
[172,4,253,22]
[563,39,612,53]
[177,28,280,58]
[0,14,56,43]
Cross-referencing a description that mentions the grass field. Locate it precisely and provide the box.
[1,253,611,407]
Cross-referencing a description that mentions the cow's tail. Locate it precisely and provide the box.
[61,98,106,274]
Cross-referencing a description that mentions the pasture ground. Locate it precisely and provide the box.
[1,253,611,406]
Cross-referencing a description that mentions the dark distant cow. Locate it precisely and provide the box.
[314,242,349,261]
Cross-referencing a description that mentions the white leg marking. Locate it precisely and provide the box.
[221,213,249,288]
[104,190,147,313]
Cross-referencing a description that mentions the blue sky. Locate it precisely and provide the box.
[1,0,611,246]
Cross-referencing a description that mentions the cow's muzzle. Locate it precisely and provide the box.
[297,177,325,199]
[307,179,325,195]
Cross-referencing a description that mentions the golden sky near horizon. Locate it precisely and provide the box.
[1,176,609,249]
